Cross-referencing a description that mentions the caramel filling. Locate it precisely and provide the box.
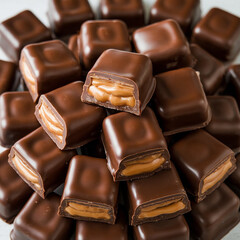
[121,153,165,176]
[65,202,110,219]
[138,199,185,219]
[201,158,232,193]
[11,154,41,190]
[38,101,64,143]
[88,78,136,107]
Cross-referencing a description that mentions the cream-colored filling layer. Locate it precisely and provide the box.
[88,78,136,107]
[121,154,165,176]
[65,202,110,219]
[202,158,232,193]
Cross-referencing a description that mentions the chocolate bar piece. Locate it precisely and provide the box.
[81,138,106,158]
[81,49,155,116]
[133,19,193,74]
[0,149,32,224]
[190,44,225,95]
[35,81,106,150]
[78,20,131,70]
[8,127,76,198]
[48,0,94,37]
[0,10,52,63]
[102,107,170,181]
[59,155,119,224]
[133,215,189,240]
[19,39,81,102]
[171,130,236,203]
[0,92,40,147]
[127,165,191,226]
[153,67,211,135]
[191,8,240,61]
[186,184,240,240]
[68,34,79,62]
[10,193,73,240]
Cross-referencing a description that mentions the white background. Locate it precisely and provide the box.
[0,0,240,239]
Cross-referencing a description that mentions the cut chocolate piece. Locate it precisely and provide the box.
[153,67,211,135]
[35,81,106,150]
[19,39,81,102]
[127,165,191,226]
[191,8,240,61]
[0,149,32,224]
[133,19,193,74]
[59,155,119,224]
[171,129,236,203]
[133,215,189,240]
[186,184,240,240]
[8,127,76,198]
[81,138,106,158]
[82,49,155,116]
[0,92,40,147]
[10,193,73,240]
[102,107,170,181]
[0,10,52,63]
[68,34,79,62]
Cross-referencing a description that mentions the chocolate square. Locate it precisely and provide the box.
[68,34,79,61]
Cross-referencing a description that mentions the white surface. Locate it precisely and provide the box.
[0,0,240,239]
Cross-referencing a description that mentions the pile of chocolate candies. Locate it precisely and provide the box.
[0,0,240,239]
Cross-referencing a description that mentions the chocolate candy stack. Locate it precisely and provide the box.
[0,0,240,239]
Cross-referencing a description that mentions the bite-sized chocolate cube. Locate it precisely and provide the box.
[0,92,40,147]
[35,81,106,150]
[68,34,79,61]
[153,67,211,135]
[0,10,52,63]
[81,138,106,158]
[8,127,76,199]
[81,49,155,116]
[191,8,240,61]
[133,19,193,74]
[59,155,119,224]
[171,130,236,203]
[10,193,73,240]
[19,39,81,102]
[102,107,170,181]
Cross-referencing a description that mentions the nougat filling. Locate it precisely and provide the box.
[88,78,136,107]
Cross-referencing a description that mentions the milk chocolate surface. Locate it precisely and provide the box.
[68,34,79,62]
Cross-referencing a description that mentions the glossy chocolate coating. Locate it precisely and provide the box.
[102,107,170,181]
[0,10,52,63]
[191,8,240,61]
[0,92,40,147]
[68,34,79,62]
[133,215,189,240]
[133,19,193,74]
[186,184,240,240]
[153,67,211,135]
[10,193,73,240]
[8,127,76,198]
[81,138,106,158]
[171,130,236,202]
[59,155,119,224]
[0,149,32,224]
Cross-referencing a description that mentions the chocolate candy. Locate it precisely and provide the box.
[133,215,189,240]
[81,138,106,158]
[191,8,240,61]
[19,39,81,102]
[133,19,193,74]
[186,184,240,240]
[153,67,211,135]
[102,107,170,181]
[0,92,40,147]
[171,130,236,203]
[78,20,131,70]
[127,165,191,226]
[35,81,106,150]
[8,127,76,198]
[190,44,225,95]
[10,193,73,240]
[0,149,32,224]
[0,10,52,63]
[59,155,119,224]
[81,49,155,116]
[68,34,79,62]
[205,96,240,151]
[48,0,94,37]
